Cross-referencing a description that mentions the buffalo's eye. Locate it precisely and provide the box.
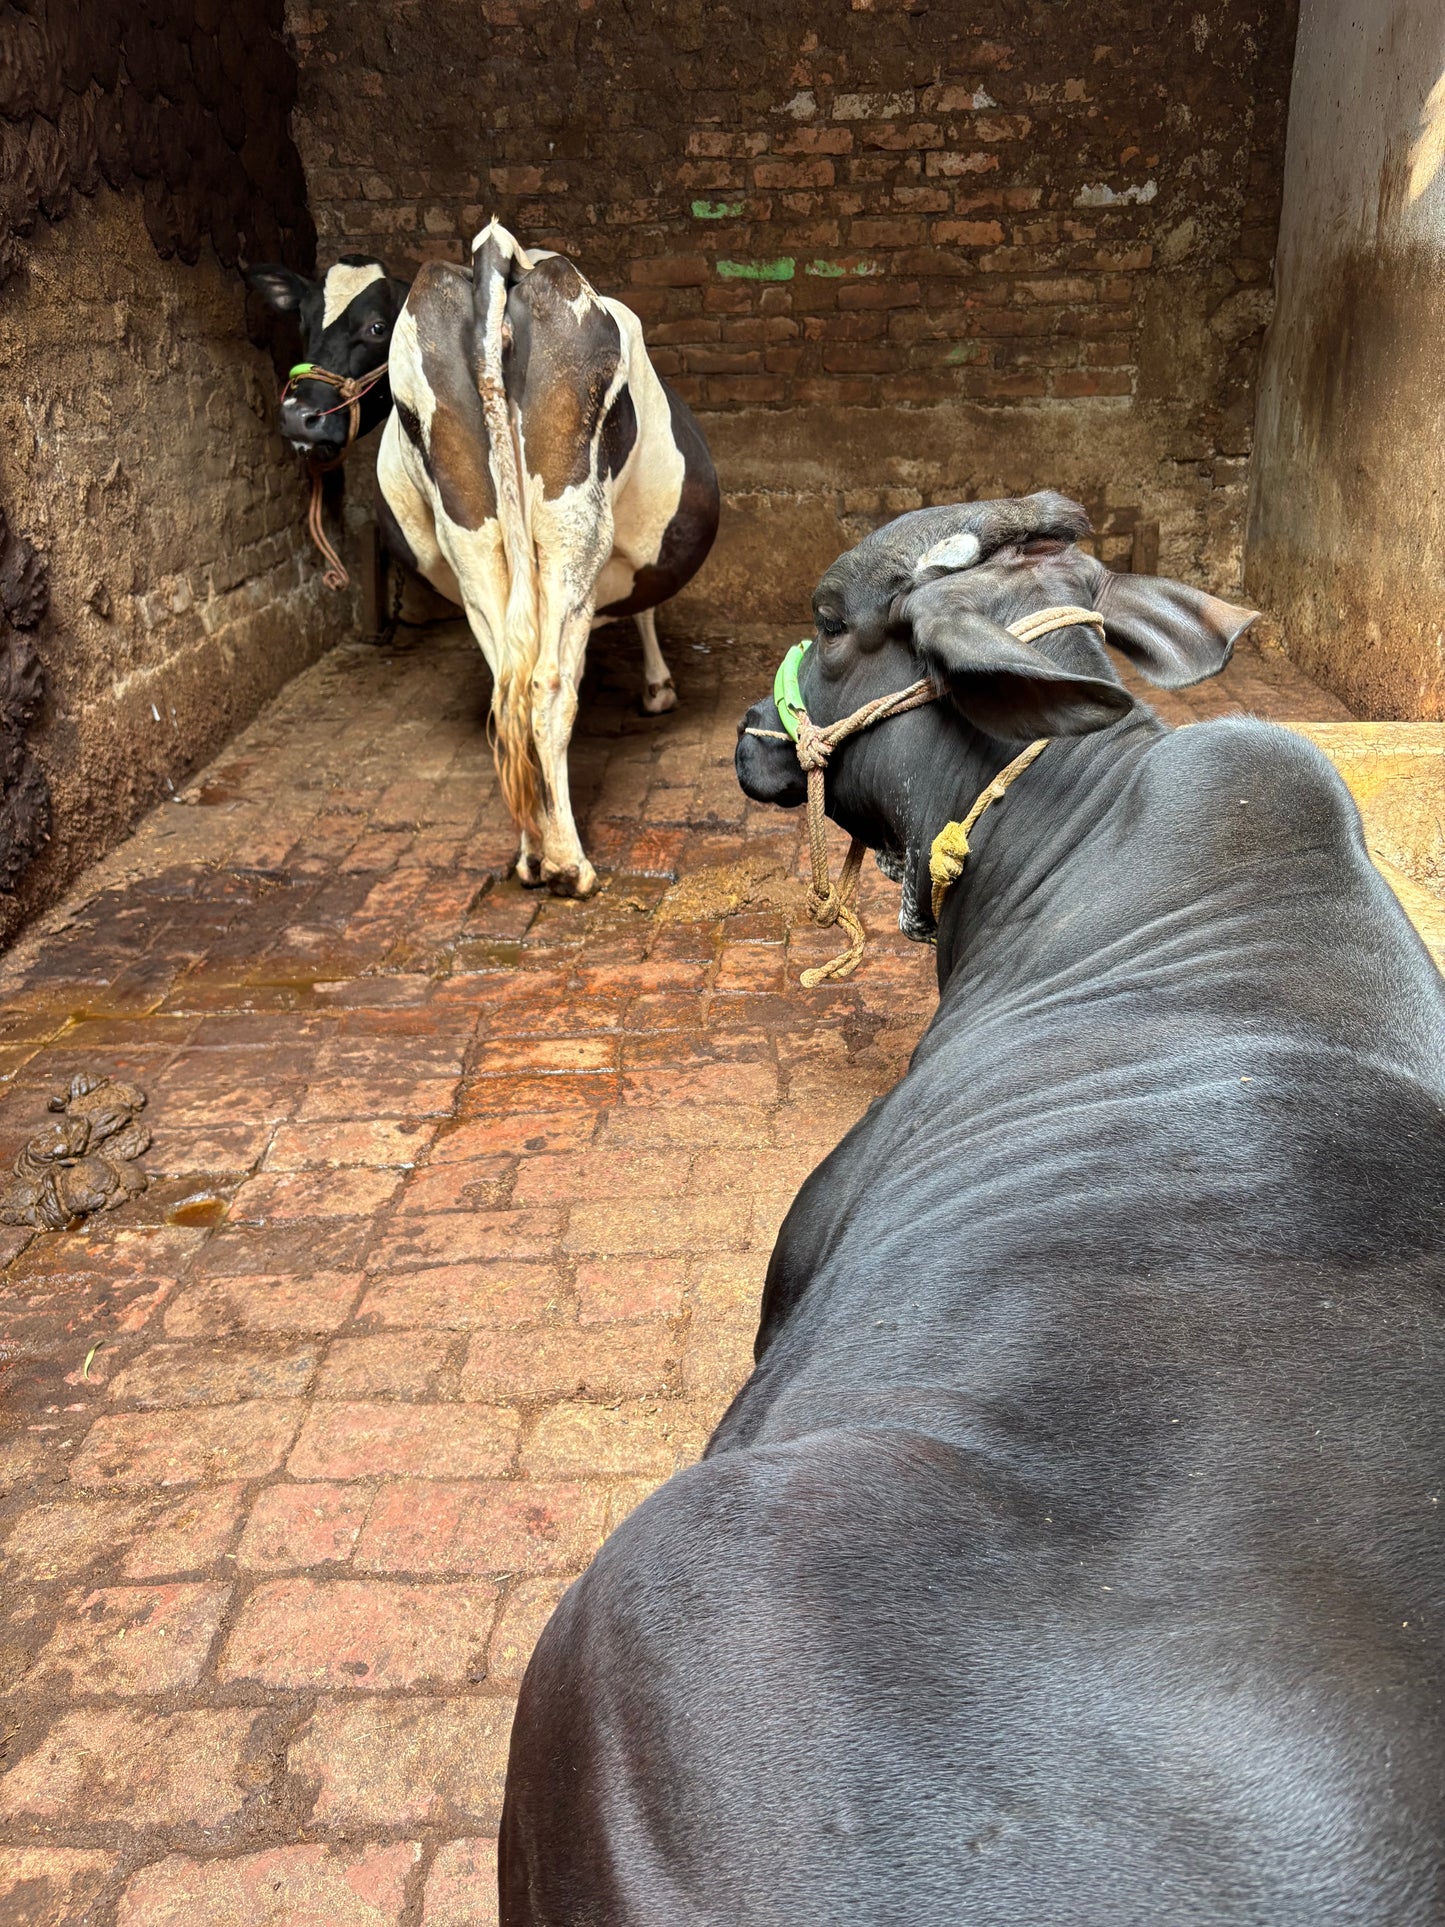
[816,613,845,640]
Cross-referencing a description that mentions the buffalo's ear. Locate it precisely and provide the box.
[246,265,314,313]
[906,578,1133,742]
[1092,564,1257,689]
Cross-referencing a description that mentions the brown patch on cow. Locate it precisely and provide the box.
[411,263,498,533]
[512,257,622,500]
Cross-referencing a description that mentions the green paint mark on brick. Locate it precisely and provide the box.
[716,258,795,281]
[946,342,985,363]
[692,199,745,220]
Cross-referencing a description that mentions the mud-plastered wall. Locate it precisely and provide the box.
[0,0,352,945]
[1246,0,1445,719]
[290,0,1297,618]
[0,191,354,946]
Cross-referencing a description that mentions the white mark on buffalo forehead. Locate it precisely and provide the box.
[322,262,385,330]
[914,529,981,575]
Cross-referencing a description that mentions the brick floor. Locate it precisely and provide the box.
[0,617,1347,1921]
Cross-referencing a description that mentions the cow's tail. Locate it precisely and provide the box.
[472,219,541,837]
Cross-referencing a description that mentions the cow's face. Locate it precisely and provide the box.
[737,492,1257,931]
[246,257,407,456]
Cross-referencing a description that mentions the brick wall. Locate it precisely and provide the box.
[290,0,1297,611]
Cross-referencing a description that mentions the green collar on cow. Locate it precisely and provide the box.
[773,637,812,742]
[288,362,319,380]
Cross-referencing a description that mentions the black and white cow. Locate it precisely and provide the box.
[500,494,1445,1924]
[378,219,719,896]
[246,255,409,459]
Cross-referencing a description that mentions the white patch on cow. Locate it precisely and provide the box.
[471,218,538,272]
[598,296,686,573]
[913,530,981,576]
[635,607,676,712]
[376,411,462,606]
[322,262,385,329]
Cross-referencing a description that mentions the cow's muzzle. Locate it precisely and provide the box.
[279,391,350,455]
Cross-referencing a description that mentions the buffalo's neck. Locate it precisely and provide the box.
[909,711,1167,995]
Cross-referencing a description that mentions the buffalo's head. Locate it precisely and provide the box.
[736,491,1257,937]
[246,256,408,457]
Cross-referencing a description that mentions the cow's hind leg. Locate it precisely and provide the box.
[637,607,677,714]
[530,597,598,898]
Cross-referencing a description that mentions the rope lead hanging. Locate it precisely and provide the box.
[747,604,1106,987]
[281,361,391,592]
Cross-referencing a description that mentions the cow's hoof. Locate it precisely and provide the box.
[544,860,599,899]
[516,853,545,888]
[642,678,677,716]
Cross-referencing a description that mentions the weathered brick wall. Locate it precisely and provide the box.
[0,188,353,949]
[290,0,1297,612]
[0,0,354,945]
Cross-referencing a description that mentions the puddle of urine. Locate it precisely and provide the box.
[166,1196,229,1228]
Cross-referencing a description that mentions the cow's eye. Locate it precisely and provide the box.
[367,320,389,338]
[816,613,845,640]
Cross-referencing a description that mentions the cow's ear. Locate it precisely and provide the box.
[246,265,314,313]
[1092,565,1257,689]
[906,578,1133,742]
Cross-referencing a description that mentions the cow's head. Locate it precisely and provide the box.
[736,492,1257,936]
[246,256,408,457]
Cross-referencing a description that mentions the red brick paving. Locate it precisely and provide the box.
[0,618,1346,1922]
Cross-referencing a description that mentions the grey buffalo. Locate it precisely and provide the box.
[499,492,1445,1925]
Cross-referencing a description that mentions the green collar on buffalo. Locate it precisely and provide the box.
[773,637,812,741]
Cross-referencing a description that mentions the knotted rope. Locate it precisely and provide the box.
[748,603,1106,986]
[788,680,939,986]
[928,736,1050,918]
[281,362,391,591]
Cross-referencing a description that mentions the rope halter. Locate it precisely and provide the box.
[747,603,1107,987]
[281,361,391,591]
